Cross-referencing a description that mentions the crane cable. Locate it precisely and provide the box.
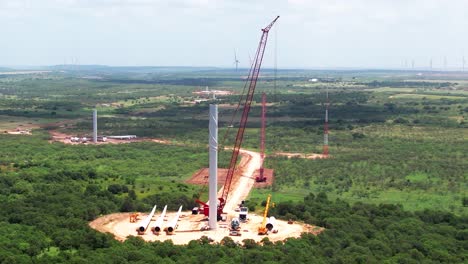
[197,50,255,200]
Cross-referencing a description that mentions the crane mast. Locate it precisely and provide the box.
[220,16,279,213]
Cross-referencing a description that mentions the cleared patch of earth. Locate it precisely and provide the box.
[89,211,323,245]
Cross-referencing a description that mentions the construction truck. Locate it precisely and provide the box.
[239,207,248,222]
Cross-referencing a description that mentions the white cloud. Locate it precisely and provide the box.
[1,0,468,67]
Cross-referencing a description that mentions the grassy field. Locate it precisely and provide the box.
[390,93,467,100]
[249,122,467,215]
[0,115,47,130]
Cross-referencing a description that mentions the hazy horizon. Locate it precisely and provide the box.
[2,0,468,69]
[1,64,466,72]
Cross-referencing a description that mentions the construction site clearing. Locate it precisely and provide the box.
[48,130,171,145]
[89,211,323,245]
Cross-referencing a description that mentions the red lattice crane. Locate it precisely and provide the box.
[196,16,279,219]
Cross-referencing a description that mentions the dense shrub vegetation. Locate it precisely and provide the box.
[0,188,465,263]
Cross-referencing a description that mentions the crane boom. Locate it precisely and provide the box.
[220,16,279,212]
[196,16,279,219]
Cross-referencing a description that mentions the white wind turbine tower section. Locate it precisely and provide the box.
[209,104,218,230]
[234,50,240,71]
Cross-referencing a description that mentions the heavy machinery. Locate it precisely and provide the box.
[258,194,272,235]
[196,16,280,220]
[229,218,241,236]
[256,92,267,182]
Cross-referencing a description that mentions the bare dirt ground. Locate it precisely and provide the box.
[274,152,329,159]
[186,168,229,185]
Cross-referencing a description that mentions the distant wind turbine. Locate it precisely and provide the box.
[234,50,240,71]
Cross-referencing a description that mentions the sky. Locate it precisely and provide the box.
[1,0,468,69]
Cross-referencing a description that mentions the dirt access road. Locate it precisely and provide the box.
[220,149,261,216]
[186,148,263,214]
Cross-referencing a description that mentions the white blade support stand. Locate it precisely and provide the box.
[209,104,218,230]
